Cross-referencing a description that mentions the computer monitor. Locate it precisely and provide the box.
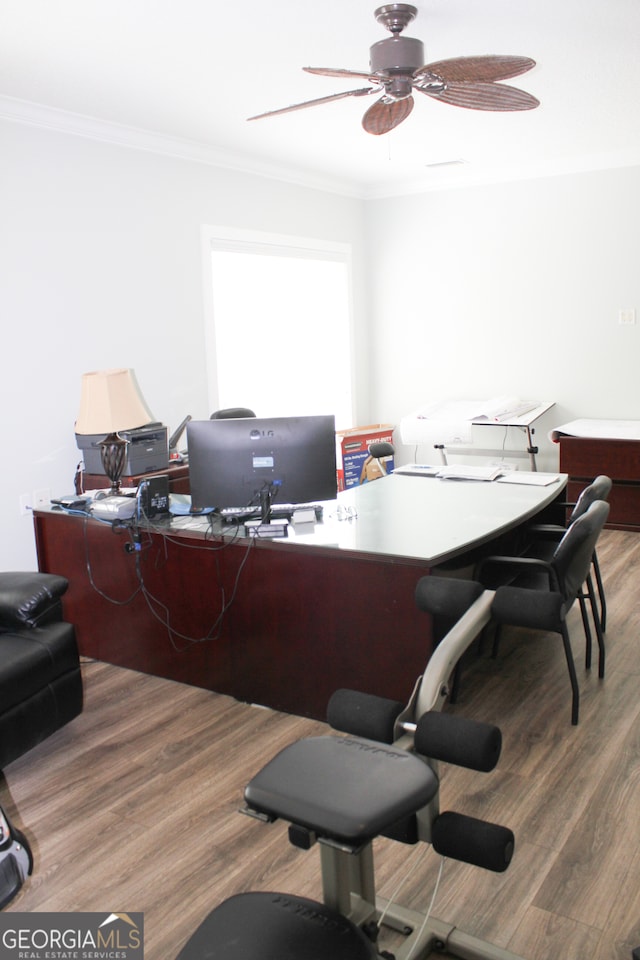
[187,415,337,515]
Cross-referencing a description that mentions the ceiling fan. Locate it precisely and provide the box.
[248,3,539,136]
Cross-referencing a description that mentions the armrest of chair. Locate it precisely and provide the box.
[0,572,69,631]
[527,523,564,539]
[477,555,558,591]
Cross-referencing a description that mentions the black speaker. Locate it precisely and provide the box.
[139,474,170,518]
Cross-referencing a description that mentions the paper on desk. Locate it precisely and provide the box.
[497,472,561,486]
[437,464,503,481]
[393,463,440,477]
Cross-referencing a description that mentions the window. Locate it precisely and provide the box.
[202,227,354,429]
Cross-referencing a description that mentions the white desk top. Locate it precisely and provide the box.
[550,418,640,442]
[275,472,567,566]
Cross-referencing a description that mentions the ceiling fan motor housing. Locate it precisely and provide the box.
[370,35,425,75]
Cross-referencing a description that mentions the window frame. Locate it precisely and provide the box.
[201,225,356,425]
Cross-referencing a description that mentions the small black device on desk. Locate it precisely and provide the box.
[138,474,170,517]
[219,502,324,524]
[51,494,93,512]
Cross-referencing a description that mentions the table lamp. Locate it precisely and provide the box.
[75,368,153,495]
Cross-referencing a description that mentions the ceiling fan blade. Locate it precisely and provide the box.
[418,80,539,112]
[248,87,377,121]
[417,55,536,84]
[362,96,414,135]
[304,66,378,83]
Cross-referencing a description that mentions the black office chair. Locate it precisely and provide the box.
[477,500,610,725]
[210,407,256,419]
[525,474,611,632]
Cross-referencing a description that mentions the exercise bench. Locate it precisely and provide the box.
[177,579,525,960]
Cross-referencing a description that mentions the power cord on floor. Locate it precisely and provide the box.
[375,847,447,960]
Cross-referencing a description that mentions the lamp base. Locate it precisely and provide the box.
[99,433,128,496]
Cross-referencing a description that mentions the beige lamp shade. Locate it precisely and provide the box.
[75,368,153,435]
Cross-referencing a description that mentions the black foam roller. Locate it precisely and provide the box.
[432,811,515,873]
[326,689,405,744]
[415,711,502,771]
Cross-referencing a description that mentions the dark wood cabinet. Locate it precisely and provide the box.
[558,435,640,530]
[80,462,190,494]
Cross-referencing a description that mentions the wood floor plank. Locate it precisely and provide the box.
[507,905,602,960]
[532,702,640,929]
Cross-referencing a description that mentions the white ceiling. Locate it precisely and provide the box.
[2,0,640,197]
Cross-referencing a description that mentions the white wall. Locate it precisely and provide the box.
[365,167,640,471]
[4,114,640,571]
[1,120,367,570]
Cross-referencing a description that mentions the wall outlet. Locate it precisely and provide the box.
[33,488,51,509]
[619,308,636,326]
[19,493,33,516]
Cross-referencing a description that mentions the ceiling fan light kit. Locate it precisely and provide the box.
[248,3,539,136]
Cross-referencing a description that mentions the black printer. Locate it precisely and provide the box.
[76,422,169,476]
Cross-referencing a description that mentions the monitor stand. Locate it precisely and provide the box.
[259,488,272,523]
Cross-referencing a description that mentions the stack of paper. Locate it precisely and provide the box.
[436,464,503,481]
[393,464,440,477]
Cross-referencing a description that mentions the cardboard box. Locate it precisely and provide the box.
[336,424,394,490]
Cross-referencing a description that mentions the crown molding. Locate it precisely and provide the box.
[3,94,640,202]
[0,94,365,199]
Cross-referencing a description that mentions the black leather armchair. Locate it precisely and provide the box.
[0,572,83,769]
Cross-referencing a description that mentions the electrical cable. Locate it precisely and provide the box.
[130,497,257,648]
[79,483,271,650]
[133,535,256,651]
[375,848,446,959]
[405,855,446,960]
[82,513,142,606]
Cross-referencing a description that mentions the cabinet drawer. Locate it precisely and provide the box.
[560,437,640,481]
[568,480,640,529]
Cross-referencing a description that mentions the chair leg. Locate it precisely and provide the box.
[578,593,593,670]
[592,550,606,633]
[586,572,606,678]
[560,623,580,726]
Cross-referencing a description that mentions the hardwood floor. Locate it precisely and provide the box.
[2,529,640,959]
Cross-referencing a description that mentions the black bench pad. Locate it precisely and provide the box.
[244,735,438,845]
[176,892,378,960]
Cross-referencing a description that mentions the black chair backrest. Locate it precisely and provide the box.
[553,500,610,602]
[210,407,256,419]
[570,475,612,523]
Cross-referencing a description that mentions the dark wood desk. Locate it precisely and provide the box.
[559,435,640,530]
[33,474,565,720]
[80,462,190,494]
